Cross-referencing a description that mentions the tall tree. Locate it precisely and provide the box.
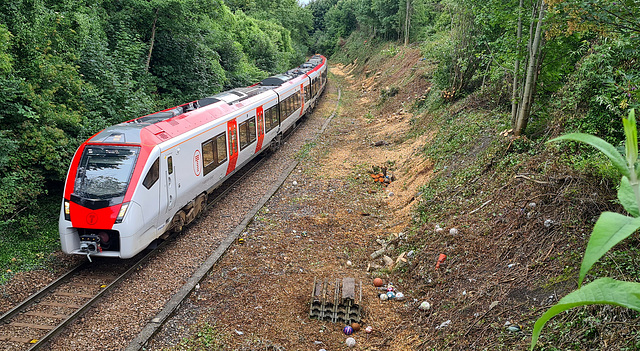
[514,0,546,136]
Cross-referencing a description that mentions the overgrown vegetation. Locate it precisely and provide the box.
[0,0,310,281]
[2,0,640,348]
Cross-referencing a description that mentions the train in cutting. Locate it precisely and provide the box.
[59,55,328,259]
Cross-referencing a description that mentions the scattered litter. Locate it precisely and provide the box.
[380,293,388,301]
[234,329,244,335]
[489,301,500,310]
[528,202,537,208]
[504,321,512,326]
[346,337,356,347]
[449,228,459,235]
[419,301,431,311]
[373,278,383,287]
[365,326,373,333]
[435,254,447,269]
[507,324,522,332]
[386,291,396,299]
[292,180,298,186]
[435,225,444,233]
[395,292,405,301]
[351,322,361,332]
[343,325,354,335]
[544,219,554,227]
[346,260,353,266]
[507,263,516,268]
[370,248,386,259]
[435,320,451,330]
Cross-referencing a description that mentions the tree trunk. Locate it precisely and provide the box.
[510,0,524,128]
[145,8,160,73]
[514,0,546,136]
[404,0,411,46]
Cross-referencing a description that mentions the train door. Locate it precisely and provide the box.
[226,119,239,175]
[255,106,264,152]
[165,153,177,212]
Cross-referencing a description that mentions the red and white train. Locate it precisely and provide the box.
[59,55,327,259]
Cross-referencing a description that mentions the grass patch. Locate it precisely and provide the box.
[162,322,230,350]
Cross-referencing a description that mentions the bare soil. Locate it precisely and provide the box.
[148,47,639,350]
[3,45,638,351]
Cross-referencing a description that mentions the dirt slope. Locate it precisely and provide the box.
[149,45,639,350]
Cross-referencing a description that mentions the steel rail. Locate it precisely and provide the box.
[25,242,168,351]
[0,262,88,325]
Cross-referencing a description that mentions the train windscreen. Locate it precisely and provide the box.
[74,146,140,200]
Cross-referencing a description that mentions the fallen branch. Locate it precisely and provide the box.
[515,174,552,184]
[469,200,492,214]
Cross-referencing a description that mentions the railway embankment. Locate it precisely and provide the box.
[2,42,638,350]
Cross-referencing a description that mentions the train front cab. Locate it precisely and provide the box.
[60,143,163,259]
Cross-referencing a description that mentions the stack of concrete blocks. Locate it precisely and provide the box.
[309,277,362,325]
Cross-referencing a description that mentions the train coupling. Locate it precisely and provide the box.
[79,234,103,262]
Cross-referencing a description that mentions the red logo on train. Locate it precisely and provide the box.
[86,212,98,225]
[193,149,202,176]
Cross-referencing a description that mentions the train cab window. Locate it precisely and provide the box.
[167,156,173,175]
[142,158,160,189]
[202,132,228,176]
[74,146,139,201]
[239,117,257,150]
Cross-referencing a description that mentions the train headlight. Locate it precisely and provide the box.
[64,200,71,221]
[115,202,129,224]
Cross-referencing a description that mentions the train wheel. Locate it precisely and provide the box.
[195,194,207,219]
[270,133,282,153]
[171,211,186,233]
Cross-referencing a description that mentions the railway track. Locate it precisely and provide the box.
[0,92,332,351]
[0,150,268,351]
[0,250,157,350]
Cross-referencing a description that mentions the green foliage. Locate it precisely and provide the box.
[535,109,640,349]
[531,278,640,349]
[561,37,640,145]
[0,195,62,285]
[0,0,312,276]
[164,322,230,350]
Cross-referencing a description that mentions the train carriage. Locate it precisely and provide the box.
[60,55,327,259]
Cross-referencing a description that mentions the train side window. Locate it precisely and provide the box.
[142,158,160,189]
[216,133,227,164]
[167,156,173,175]
[202,140,214,174]
[264,108,272,132]
[239,117,256,150]
[201,132,227,176]
[265,106,277,132]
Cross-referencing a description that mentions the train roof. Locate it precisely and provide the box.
[88,55,327,146]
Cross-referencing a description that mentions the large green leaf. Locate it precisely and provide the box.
[531,278,640,350]
[579,212,640,286]
[618,176,640,217]
[549,133,629,178]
